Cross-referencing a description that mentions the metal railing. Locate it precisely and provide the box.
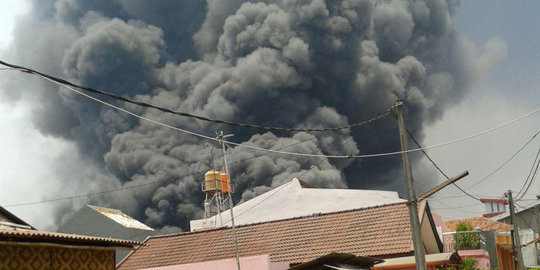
[443,231,485,252]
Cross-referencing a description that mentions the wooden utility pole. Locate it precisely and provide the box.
[395,101,427,270]
[417,171,469,200]
[506,190,525,270]
[218,131,241,270]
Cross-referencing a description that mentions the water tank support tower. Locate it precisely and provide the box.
[202,170,232,223]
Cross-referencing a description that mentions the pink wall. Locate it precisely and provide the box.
[458,250,490,269]
[141,255,289,270]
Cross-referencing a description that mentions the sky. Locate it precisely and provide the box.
[0,0,538,231]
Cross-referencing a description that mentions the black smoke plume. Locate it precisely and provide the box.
[3,0,478,231]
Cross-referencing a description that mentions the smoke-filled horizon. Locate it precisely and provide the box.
[2,0,485,231]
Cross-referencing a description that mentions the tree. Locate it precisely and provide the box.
[453,222,480,250]
[459,257,478,270]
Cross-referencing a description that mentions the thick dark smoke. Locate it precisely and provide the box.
[4,0,478,231]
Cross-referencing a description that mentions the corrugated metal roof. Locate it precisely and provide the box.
[0,226,141,248]
[88,205,153,231]
[118,202,417,270]
[191,178,405,231]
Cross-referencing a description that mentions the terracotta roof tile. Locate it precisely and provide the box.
[443,216,510,232]
[118,202,415,270]
[0,226,141,248]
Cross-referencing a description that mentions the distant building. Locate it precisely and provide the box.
[190,178,406,231]
[497,202,540,266]
[480,198,508,218]
[442,216,514,269]
[118,200,443,270]
[0,205,140,270]
[57,205,156,263]
[0,205,34,230]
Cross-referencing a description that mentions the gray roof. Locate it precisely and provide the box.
[88,205,153,230]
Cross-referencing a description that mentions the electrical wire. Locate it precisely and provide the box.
[3,135,321,208]
[514,201,539,235]
[2,63,540,159]
[429,202,480,210]
[2,62,540,208]
[217,137,355,224]
[406,129,481,201]
[0,59,394,133]
[466,129,540,190]
[516,145,540,200]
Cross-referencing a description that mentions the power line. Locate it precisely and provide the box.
[406,129,480,201]
[514,201,539,235]
[3,61,540,159]
[0,59,394,133]
[466,129,540,190]
[3,135,322,208]
[516,144,540,200]
[2,65,387,159]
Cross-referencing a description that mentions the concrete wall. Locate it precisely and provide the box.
[458,249,491,269]
[139,255,288,270]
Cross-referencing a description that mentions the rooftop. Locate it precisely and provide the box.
[119,202,433,270]
[88,205,153,231]
[0,225,141,248]
[0,206,35,229]
[443,216,510,232]
[191,178,405,231]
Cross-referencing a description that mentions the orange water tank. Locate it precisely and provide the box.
[204,170,220,192]
[220,172,231,193]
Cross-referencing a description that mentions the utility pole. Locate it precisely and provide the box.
[218,131,241,270]
[506,190,525,270]
[395,101,427,270]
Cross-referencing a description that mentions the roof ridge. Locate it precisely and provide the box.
[149,201,409,240]
[88,204,123,212]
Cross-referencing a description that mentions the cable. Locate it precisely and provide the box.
[218,137,354,224]
[406,129,481,201]
[0,59,394,132]
[2,62,540,159]
[3,134,322,208]
[516,145,540,201]
[430,202,480,210]
[466,129,540,190]
[514,201,539,235]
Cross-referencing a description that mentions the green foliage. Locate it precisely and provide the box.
[459,257,478,270]
[453,222,480,250]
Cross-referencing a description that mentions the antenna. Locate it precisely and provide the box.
[217,131,241,270]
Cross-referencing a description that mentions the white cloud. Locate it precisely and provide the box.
[419,86,540,219]
[0,103,74,230]
[0,0,29,50]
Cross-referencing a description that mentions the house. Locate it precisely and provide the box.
[480,198,508,218]
[443,216,510,234]
[118,200,443,270]
[57,205,156,263]
[0,206,141,270]
[372,252,462,270]
[289,252,383,270]
[442,216,514,270]
[0,205,35,230]
[190,178,406,231]
[497,202,539,266]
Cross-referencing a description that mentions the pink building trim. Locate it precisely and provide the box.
[457,250,490,269]
[140,255,288,270]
